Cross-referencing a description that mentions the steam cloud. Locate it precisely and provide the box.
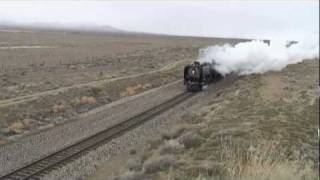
[197,33,319,76]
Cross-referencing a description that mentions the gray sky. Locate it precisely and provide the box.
[0,1,318,40]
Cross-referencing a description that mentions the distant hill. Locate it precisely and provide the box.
[0,23,124,33]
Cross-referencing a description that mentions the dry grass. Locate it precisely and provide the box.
[213,138,318,180]
[162,138,318,180]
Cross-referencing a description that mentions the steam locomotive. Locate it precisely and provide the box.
[184,61,222,92]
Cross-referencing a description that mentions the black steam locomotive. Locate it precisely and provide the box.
[184,61,222,92]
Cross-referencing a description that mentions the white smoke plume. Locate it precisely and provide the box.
[197,33,319,76]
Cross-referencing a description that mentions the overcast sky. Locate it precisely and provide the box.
[0,1,318,40]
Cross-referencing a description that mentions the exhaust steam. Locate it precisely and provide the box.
[197,34,319,76]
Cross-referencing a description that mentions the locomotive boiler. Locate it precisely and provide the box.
[183,61,222,92]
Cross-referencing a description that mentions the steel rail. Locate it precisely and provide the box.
[0,92,193,180]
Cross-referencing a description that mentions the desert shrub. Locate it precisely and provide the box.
[120,84,143,97]
[98,71,104,77]
[91,86,103,96]
[184,123,208,134]
[129,148,137,155]
[177,132,203,149]
[8,121,25,134]
[119,83,153,97]
[22,118,35,126]
[143,155,177,174]
[0,139,7,145]
[120,91,128,97]
[113,171,144,180]
[52,103,66,113]
[126,157,143,172]
[159,139,184,155]
[70,96,97,107]
[161,125,185,140]
[126,86,137,96]
[70,97,81,106]
[142,83,152,89]
[146,137,163,150]
[138,149,154,164]
[80,96,97,104]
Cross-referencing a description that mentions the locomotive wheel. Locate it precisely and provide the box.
[186,85,192,92]
[186,84,202,92]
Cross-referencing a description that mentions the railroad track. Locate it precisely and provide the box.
[0,92,193,180]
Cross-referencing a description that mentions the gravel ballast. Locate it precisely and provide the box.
[0,80,184,176]
[42,76,238,180]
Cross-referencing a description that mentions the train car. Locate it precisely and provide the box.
[184,61,222,92]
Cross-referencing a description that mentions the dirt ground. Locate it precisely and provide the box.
[0,27,248,145]
[97,59,319,180]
